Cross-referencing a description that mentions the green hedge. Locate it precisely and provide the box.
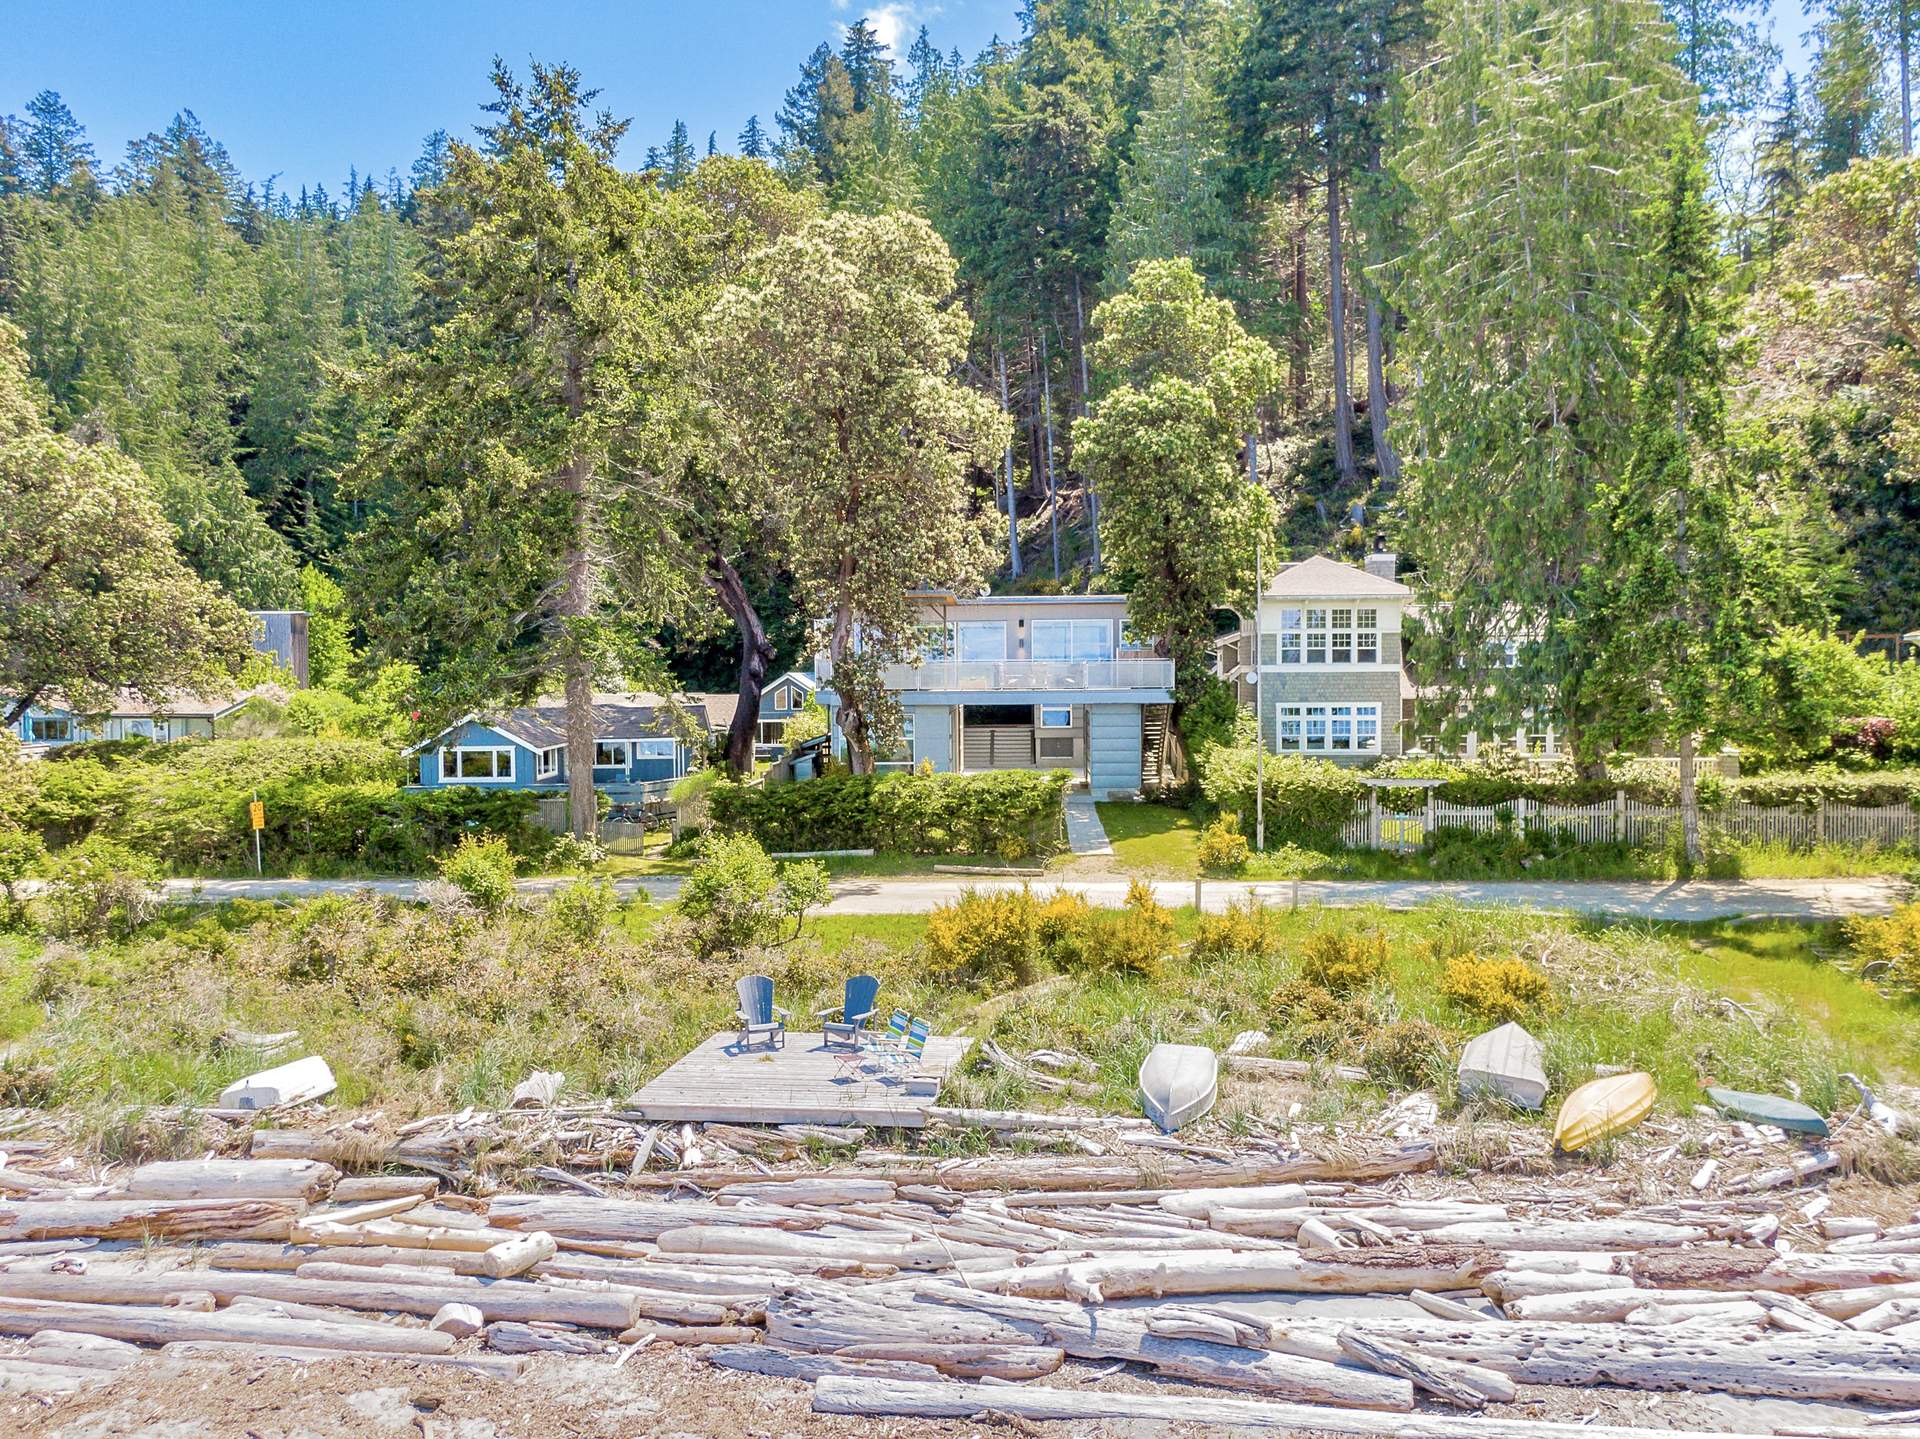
[1730,767,1920,811]
[257,783,547,872]
[1193,747,1367,845]
[710,769,1073,857]
[24,738,407,868]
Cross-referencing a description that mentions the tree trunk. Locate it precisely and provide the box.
[3,691,40,727]
[1291,177,1310,415]
[829,600,872,775]
[998,346,1020,578]
[1039,327,1060,580]
[1903,0,1913,157]
[558,337,598,840]
[1364,296,1397,483]
[1678,729,1700,868]
[1327,166,1358,483]
[708,547,773,776]
[1075,276,1100,571]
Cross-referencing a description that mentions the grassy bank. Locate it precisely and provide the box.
[0,890,1912,1165]
[1097,802,1920,882]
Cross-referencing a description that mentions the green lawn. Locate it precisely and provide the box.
[1097,801,1920,882]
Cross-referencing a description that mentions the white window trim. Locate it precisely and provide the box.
[594,740,632,770]
[633,738,677,758]
[1268,606,1384,668]
[1037,705,1074,729]
[442,745,516,783]
[535,747,560,779]
[1273,702,1383,755]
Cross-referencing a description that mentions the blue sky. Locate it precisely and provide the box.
[6,0,1816,195]
[1,1,1026,191]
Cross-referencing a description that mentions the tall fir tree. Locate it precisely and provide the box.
[665,119,696,187]
[1810,0,1890,174]
[1104,40,1237,291]
[1757,72,1810,252]
[20,90,94,196]
[1575,140,1754,861]
[738,114,769,157]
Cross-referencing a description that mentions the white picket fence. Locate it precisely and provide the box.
[1338,785,1920,853]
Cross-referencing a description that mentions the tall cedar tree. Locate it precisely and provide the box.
[700,212,1009,772]
[1574,142,1753,863]
[348,61,695,837]
[1075,258,1280,703]
[1104,39,1237,291]
[1386,0,1690,765]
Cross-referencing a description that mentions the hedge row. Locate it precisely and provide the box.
[1194,745,1920,844]
[710,769,1073,857]
[255,782,548,872]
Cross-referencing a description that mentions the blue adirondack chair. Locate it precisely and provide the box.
[733,973,789,1050]
[818,974,880,1052]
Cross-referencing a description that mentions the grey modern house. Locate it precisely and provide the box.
[818,590,1176,798]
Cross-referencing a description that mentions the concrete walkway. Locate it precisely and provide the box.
[1062,794,1114,857]
[131,873,1909,921]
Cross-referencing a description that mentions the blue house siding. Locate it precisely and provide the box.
[417,719,690,792]
[907,705,952,772]
[1086,704,1145,799]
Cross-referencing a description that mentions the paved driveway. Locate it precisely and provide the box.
[131,873,1909,921]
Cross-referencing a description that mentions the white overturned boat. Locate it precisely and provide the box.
[1457,1021,1549,1110]
[1138,1043,1218,1133]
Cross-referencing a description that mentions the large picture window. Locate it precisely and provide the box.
[1271,608,1382,666]
[955,621,1007,662]
[594,741,630,769]
[1274,703,1381,755]
[442,746,515,781]
[27,717,72,743]
[1030,618,1115,662]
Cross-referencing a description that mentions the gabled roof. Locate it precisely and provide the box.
[32,688,264,722]
[1264,554,1412,601]
[688,691,742,731]
[411,693,706,754]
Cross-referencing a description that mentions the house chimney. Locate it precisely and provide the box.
[1363,549,1398,583]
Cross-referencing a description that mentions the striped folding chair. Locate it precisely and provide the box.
[877,1016,931,1080]
[841,1008,911,1079]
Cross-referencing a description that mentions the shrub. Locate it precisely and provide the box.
[0,828,46,928]
[436,833,518,915]
[1299,927,1388,994]
[1197,813,1250,873]
[710,768,1071,858]
[1364,1019,1453,1087]
[1270,978,1378,1059]
[545,879,615,942]
[1194,747,1366,846]
[1191,898,1281,963]
[1739,628,1889,766]
[43,837,159,941]
[1068,880,1176,977]
[1439,953,1552,1022]
[546,833,608,872]
[1844,902,1920,998]
[676,832,827,959]
[1177,676,1241,764]
[923,887,1041,987]
[1034,890,1092,950]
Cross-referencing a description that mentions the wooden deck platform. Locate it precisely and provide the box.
[628,1031,974,1127]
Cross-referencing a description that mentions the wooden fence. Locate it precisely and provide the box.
[532,781,690,851]
[1338,784,1920,853]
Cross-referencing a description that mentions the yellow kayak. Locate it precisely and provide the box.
[1553,1072,1656,1152]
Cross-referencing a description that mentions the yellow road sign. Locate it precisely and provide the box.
[249,800,265,830]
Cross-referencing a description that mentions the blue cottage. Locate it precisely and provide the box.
[410,694,704,797]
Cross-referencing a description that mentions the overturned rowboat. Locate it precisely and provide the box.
[1138,1043,1218,1134]
[1706,1086,1831,1138]
[1456,1022,1549,1111]
[1553,1071,1656,1152]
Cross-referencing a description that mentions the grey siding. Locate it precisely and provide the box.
[910,705,954,773]
[1258,670,1404,763]
[1086,704,1143,798]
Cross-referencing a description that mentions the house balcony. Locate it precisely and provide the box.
[878,658,1175,693]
